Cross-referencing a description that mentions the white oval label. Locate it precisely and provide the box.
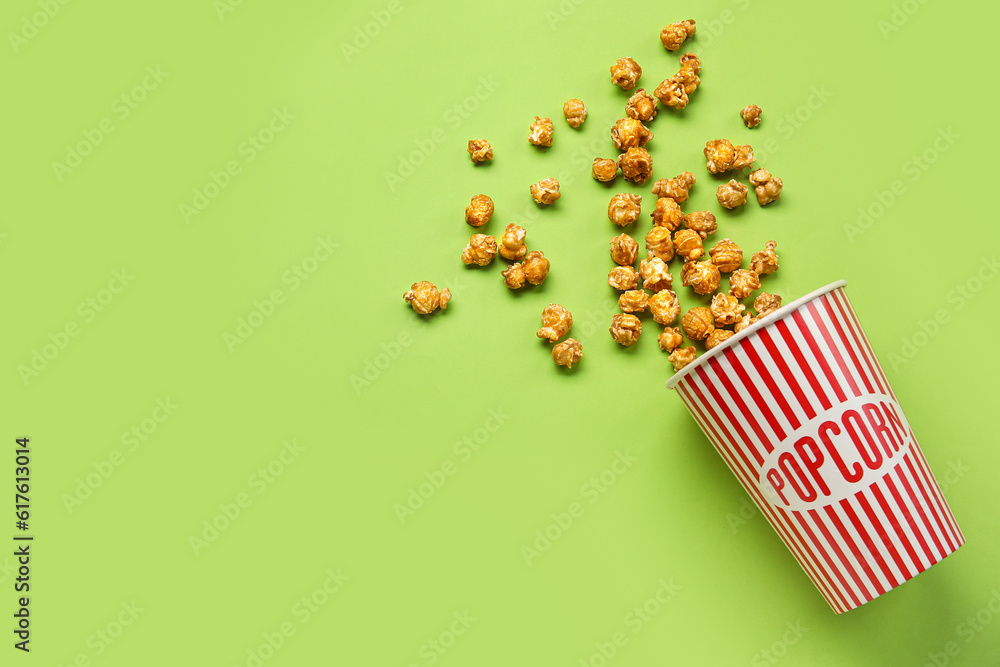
[758,394,913,511]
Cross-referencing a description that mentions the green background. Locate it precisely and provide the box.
[3,0,999,664]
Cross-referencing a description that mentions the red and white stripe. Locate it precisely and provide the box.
[669,283,965,613]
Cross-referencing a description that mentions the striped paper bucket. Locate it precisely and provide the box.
[665,280,964,613]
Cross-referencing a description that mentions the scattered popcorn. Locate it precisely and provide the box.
[668,346,698,371]
[537,303,574,342]
[619,289,650,313]
[680,259,721,295]
[523,251,551,285]
[608,193,642,226]
[467,139,493,164]
[618,147,653,184]
[657,327,684,352]
[530,178,561,205]
[749,240,780,275]
[638,255,673,292]
[709,238,743,273]
[682,306,715,340]
[529,116,554,147]
[749,168,783,205]
[734,313,755,332]
[608,265,640,291]
[465,194,494,227]
[592,158,619,182]
[729,269,761,300]
[683,210,718,239]
[679,52,701,73]
[710,293,745,326]
[612,118,654,151]
[563,99,588,128]
[716,179,748,209]
[610,233,639,266]
[651,172,696,202]
[649,289,681,325]
[610,57,642,90]
[753,292,783,318]
[499,223,527,261]
[404,281,451,314]
[705,328,735,350]
[501,263,526,289]
[660,20,696,51]
[610,313,642,346]
[461,234,497,266]
[673,229,704,261]
[653,78,688,110]
[625,88,658,122]
[645,226,675,262]
[651,196,684,231]
[552,338,583,368]
[741,104,762,128]
[704,139,755,174]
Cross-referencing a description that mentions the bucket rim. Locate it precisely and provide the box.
[664,279,848,390]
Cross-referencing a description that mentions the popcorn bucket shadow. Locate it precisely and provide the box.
[666,280,965,613]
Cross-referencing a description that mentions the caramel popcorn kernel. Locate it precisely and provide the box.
[608,265,640,291]
[612,118,654,151]
[498,223,527,261]
[649,289,682,326]
[625,88,658,122]
[522,251,550,285]
[710,293,746,326]
[563,99,588,128]
[592,158,619,182]
[734,313,755,333]
[709,238,743,273]
[741,104,763,128]
[537,303,573,342]
[645,226,675,262]
[753,292,783,318]
[619,289,650,314]
[608,193,642,226]
[652,172,696,202]
[749,168,783,205]
[658,327,684,352]
[529,116,554,147]
[650,196,684,231]
[610,233,639,266]
[680,259,721,295]
[610,313,642,346]
[704,139,755,174]
[465,194,494,227]
[729,268,761,300]
[501,263,525,290]
[683,210,718,239]
[404,281,451,314]
[705,328,735,350]
[610,57,642,90]
[461,234,498,266]
[653,78,689,109]
[467,139,493,164]
[618,147,653,184]
[660,20,697,51]
[552,338,583,368]
[673,228,704,261]
[682,307,715,340]
[716,179,748,209]
[749,240,780,275]
[669,346,698,371]
[638,255,673,292]
[530,178,561,205]
[679,52,701,74]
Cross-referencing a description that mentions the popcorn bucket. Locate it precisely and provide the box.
[666,280,964,613]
